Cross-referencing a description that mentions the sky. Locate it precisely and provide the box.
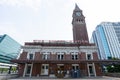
[0,0,120,45]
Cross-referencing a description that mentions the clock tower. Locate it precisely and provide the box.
[72,4,89,43]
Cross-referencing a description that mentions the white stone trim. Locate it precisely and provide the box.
[93,63,96,77]
[72,64,79,66]
[87,63,89,77]
[87,63,91,77]
[30,63,33,77]
[23,63,27,77]
[72,64,79,70]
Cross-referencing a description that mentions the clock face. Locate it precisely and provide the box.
[76,12,81,16]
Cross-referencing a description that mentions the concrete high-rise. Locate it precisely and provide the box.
[92,22,120,59]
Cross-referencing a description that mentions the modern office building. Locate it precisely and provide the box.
[92,22,120,59]
[0,34,21,68]
[11,4,103,78]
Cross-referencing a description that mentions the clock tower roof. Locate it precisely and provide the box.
[74,4,81,11]
[72,4,84,18]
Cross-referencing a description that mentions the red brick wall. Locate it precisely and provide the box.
[65,54,71,60]
[18,63,90,77]
[17,51,101,77]
[32,63,41,76]
[18,64,25,76]
[39,53,43,60]
[34,52,40,60]
[49,64,52,74]
[64,64,71,71]
[52,64,57,75]
[93,52,98,60]
[80,52,86,60]
[19,52,28,60]
[80,63,88,76]
[50,53,57,60]
[95,63,102,76]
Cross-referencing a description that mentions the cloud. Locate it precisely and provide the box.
[0,0,42,11]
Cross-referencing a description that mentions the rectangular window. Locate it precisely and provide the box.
[75,55,78,60]
[26,66,31,74]
[72,54,78,60]
[88,64,95,76]
[29,54,33,60]
[46,66,48,69]
[58,55,60,60]
[42,54,48,60]
[57,54,64,60]
[61,55,63,60]
[72,65,79,70]
[42,52,51,60]
[72,66,75,70]
[42,66,44,69]
[72,55,74,60]
[89,66,94,74]
[87,54,92,60]
[76,66,79,70]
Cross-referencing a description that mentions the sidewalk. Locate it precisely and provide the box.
[0,73,18,80]
[1,74,120,80]
[0,73,7,80]
[8,76,120,80]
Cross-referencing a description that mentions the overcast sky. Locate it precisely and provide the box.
[0,0,120,45]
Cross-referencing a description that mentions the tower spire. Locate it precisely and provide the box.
[74,3,81,11]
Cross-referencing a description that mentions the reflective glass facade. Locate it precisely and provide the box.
[0,34,21,63]
[92,22,120,59]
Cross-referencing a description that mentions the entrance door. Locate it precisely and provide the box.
[88,64,95,76]
[57,65,65,78]
[71,64,80,78]
[25,64,32,77]
[41,64,49,75]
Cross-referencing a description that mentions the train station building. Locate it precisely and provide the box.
[12,4,103,78]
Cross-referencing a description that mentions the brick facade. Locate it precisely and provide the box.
[18,64,25,76]
[16,50,102,78]
[19,52,27,60]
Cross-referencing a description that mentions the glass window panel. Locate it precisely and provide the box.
[29,54,33,60]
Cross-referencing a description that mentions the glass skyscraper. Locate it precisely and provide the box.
[0,34,21,66]
[92,22,120,59]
